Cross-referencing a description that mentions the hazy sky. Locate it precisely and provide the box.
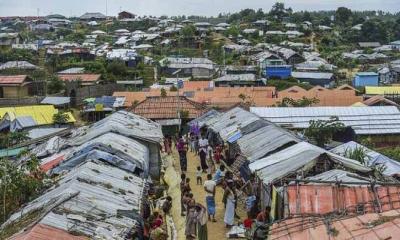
[0,0,399,17]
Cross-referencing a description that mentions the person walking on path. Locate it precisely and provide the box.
[203,174,217,222]
[196,204,208,240]
[185,193,197,239]
[213,165,226,185]
[198,135,209,171]
[224,180,237,228]
[164,135,172,155]
[177,135,188,172]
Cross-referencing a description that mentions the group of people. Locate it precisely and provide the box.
[143,196,173,240]
[167,130,273,239]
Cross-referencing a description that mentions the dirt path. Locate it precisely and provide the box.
[172,149,246,240]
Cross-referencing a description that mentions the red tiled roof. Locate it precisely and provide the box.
[11,224,88,240]
[278,85,363,106]
[0,75,29,86]
[131,96,207,119]
[58,74,101,83]
[114,83,362,109]
[363,95,400,107]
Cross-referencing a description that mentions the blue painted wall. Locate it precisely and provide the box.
[265,65,292,79]
[353,73,379,87]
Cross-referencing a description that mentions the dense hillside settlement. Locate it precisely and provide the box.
[1,3,400,239]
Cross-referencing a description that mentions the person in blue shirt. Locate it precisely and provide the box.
[213,165,225,184]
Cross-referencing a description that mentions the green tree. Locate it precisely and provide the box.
[0,131,29,148]
[225,25,240,37]
[305,116,345,147]
[53,111,69,125]
[106,60,127,77]
[0,155,45,225]
[335,7,352,26]
[361,20,388,43]
[181,25,196,38]
[269,2,289,21]
[47,75,65,94]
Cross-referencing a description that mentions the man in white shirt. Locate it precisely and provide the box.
[204,174,217,222]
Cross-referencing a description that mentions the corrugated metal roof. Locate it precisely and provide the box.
[161,57,214,70]
[292,71,333,79]
[58,132,149,175]
[70,111,163,144]
[236,124,300,162]
[0,147,26,158]
[57,67,85,74]
[249,142,370,184]
[331,141,400,176]
[250,106,400,135]
[0,105,75,128]
[306,169,370,185]
[187,109,221,128]
[80,12,106,19]
[41,97,71,106]
[28,128,67,139]
[214,74,256,82]
[4,161,145,239]
[205,107,260,136]
[0,61,39,70]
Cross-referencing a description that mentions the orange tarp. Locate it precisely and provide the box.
[287,185,400,216]
[11,224,88,240]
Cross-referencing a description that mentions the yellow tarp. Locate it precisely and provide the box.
[270,186,277,221]
[0,105,75,125]
[352,102,367,107]
[365,86,400,95]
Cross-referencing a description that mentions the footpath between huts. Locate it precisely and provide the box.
[165,148,246,240]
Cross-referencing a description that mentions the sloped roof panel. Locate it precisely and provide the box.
[249,142,370,184]
[331,141,400,176]
[205,107,260,135]
[250,106,400,135]
[59,132,149,174]
[70,111,163,144]
[4,161,145,239]
[236,124,300,162]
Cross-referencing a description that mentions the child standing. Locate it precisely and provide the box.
[196,166,203,185]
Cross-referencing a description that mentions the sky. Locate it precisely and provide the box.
[0,0,399,17]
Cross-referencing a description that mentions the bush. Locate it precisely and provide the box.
[47,75,65,94]
[106,60,127,76]
[53,111,70,124]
